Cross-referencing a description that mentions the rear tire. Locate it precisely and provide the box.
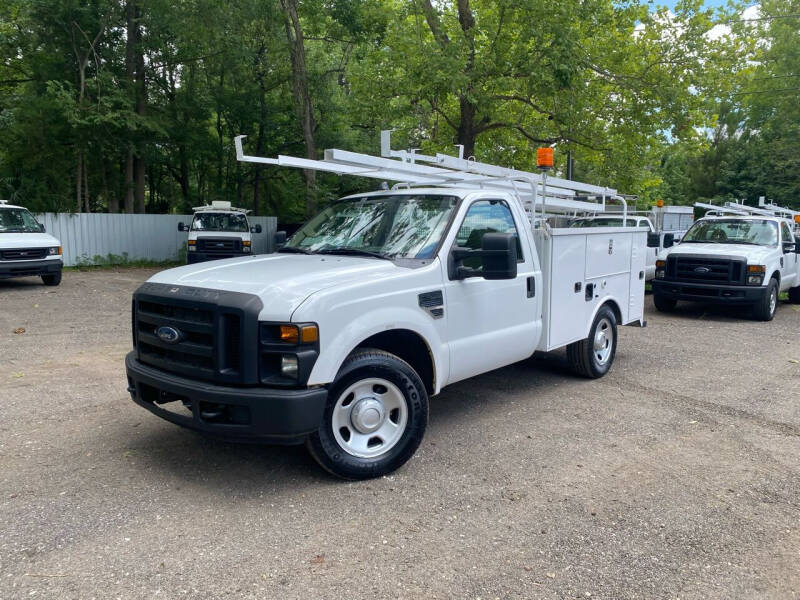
[789,286,800,304]
[653,294,677,312]
[306,348,428,480]
[41,271,62,286]
[752,278,778,321]
[567,305,617,379]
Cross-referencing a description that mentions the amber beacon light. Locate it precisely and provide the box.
[536,147,554,170]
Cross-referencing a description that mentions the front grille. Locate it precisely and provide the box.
[667,256,745,285]
[132,283,261,385]
[197,237,242,254]
[1,248,48,260]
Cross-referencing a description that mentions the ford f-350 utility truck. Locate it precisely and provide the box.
[0,200,63,285]
[652,213,800,320]
[125,139,649,479]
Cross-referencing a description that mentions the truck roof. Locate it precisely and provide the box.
[339,187,513,201]
[699,214,788,223]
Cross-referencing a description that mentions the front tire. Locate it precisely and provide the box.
[653,294,677,312]
[752,278,778,321]
[566,305,618,379]
[306,349,428,480]
[41,271,62,286]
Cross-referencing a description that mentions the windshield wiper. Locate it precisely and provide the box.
[316,247,391,260]
[278,246,315,255]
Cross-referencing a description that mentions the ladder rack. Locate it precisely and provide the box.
[234,132,625,220]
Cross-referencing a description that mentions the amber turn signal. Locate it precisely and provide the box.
[747,265,765,273]
[656,260,666,268]
[188,239,196,246]
[300,325,319,343]
[279,325,299,343]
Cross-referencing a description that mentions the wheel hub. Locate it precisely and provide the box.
[350,397,386,434]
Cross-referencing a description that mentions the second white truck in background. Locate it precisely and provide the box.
[178,201,263,263]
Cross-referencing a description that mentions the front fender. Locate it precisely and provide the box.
[305,306,448,393]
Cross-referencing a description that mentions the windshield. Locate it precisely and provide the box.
[284,194,458,259]
[570,217,638,228]
[682,219,778,246]
[191,212,249,232]
[0,207,42,233]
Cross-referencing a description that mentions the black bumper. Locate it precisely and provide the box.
[187,251,248,264]
[652,280,768,304]
[125,352,327,444]
[0,259,62,279]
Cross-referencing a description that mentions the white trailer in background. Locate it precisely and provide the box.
[125,134,650,479]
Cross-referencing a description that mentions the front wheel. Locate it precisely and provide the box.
[752,278,778,321]
[567,305,618,379]
[41,271,62,286]
[306,349,428,480]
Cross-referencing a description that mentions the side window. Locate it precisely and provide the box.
[455,200,523,269]
[781,222,793,244]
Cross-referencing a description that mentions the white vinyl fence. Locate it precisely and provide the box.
[36,213,278,267]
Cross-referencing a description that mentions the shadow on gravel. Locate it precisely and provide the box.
[656,301,760,322]
[0,277,46,289]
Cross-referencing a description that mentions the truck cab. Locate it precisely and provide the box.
[652,215,800,320]
[0,200,63,286]
[178,201,262,264]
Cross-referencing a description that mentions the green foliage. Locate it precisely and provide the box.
[0,0,797,220]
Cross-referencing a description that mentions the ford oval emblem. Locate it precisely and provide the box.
[156,326,182,344]
[694,266,710,273]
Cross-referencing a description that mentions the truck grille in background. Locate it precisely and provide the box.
[197,237,242,255]
[135,298,242,383]
[667,256,745,285]
[1,248,48,260]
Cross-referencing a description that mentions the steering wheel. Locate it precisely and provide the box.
[710,228,727,241]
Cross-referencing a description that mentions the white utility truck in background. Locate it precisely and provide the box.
[652,201,800,320]
[125,134,652,479]
[178,201,263,263]
[0,200,63,285]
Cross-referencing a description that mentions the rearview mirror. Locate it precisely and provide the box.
[251,224,263,234]
[177,222,185,232]
[663,233,675,248]
[646,232,660,248]
[38,221,46,233]
[274,230,287,251]
[449,232,517,280]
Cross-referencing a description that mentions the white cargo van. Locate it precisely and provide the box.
[178,201,262,263]
[125,138,650,479]
[0,201,63,286]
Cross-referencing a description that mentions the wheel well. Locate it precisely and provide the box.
[600,299,622,325]
[354,329,435,394]
[771,271,780,284]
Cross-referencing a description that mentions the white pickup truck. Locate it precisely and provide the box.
[126,185,650,479]
[178,201,262,264]
[652,215,800,320]
[0,200,63,285]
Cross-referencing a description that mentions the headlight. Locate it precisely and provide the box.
[48,246,62,255]
[655,259,666,279]
[188,246,196,251]
[243,246,251,252]
[281,355,299,378]
[747,265,765,286]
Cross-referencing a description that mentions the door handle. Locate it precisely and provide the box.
[526,276,535,298]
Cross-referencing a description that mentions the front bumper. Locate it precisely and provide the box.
[125,352,327,444]
[0,258,62,279]
[187,251,249,264]
[652,280,768,304]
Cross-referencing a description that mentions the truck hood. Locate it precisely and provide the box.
[0,232,61,249]
[147,254,404,320]
[662,242,775,263]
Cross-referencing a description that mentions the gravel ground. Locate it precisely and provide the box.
[1,269,799,600]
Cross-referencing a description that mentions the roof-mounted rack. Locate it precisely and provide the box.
[192,200,251,214]
[234,131,627,223]
[0,199,8,205]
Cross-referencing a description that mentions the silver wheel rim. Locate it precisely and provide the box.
[331,377,408,459]
[593,317,613,365]
[769,288,777,315]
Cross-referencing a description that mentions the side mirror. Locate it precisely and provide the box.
[178,222,185,232]
[646,232,660,248]
[449,232,517,280]
[251,224,263,234]
[663,233,675,248]
[274,230,287,251]
[795,238,800,254]
[783,241,796,254]
[38,221,46,233]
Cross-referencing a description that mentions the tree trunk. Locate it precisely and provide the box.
[281,0,317,218]
[124,152,135,212]
[456,0,477,159]
[126,1,146,213]
[83,158,90,212]
[75,151,83,212]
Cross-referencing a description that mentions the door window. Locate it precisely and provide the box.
[781,222,793,244]
[455,200,523,270]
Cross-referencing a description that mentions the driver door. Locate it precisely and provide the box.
[780,221,798,290]
[442,199,542,384]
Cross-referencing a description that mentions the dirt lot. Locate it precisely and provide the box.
[1,269,799,599]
